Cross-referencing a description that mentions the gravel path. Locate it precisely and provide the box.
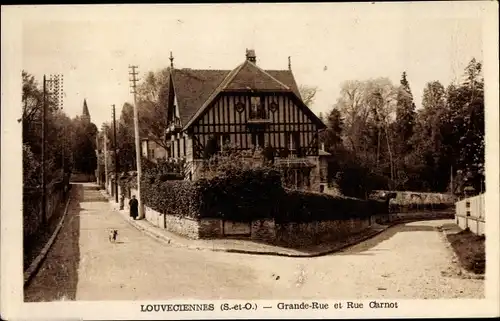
[25,183,484,301]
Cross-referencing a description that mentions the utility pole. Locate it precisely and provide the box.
[112,104,119,203]
[104,129,109,193]
[129,65,144,219]
[450,165,454,195]
[41,75,47,225]
[95,133,100,186]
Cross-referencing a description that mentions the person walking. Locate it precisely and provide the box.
[129,195,138,220]
[119,192,125,210]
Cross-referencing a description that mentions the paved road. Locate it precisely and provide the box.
[24,183,484,301]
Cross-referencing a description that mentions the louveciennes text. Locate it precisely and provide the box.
[140,304,214,312]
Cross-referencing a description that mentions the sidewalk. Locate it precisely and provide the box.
[99,187,388,257]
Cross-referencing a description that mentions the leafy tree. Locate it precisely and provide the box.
[21,70,71,186]
[324,58,484,195]
[332,80,368,154]
[393,71,416,157]
[136,68,170,150]
[298,85,318,107]
[70,116,98,177]
[334,78,397,167]
[444,58,484,192]
[415,81,449,190]
[321,108,343,152]
[23,144,41,187]
[117,102,137,171]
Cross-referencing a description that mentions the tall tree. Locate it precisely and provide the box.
[445,58,484,192]
[332,80,367,154]
[321,108,343,152]
[414,80,448,191]
[393,72,416,158]
[136,68,170,149]
[21,70,71,185]
[70,116,98,176]
[117,102,137,171]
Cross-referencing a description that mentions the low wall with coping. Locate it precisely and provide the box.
[274,217,371,247]
[112,185,456,247]
[455,194,485,235]
[372,190,456,207]
[374,211,454,224]
[121,199,454,247]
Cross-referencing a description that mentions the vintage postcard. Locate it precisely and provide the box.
[1,2,499,320]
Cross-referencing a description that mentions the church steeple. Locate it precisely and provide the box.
[82,98,91,122]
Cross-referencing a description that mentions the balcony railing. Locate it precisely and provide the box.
[248,108,271,124]
[165,118,182,136]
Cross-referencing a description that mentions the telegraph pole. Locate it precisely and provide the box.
[129,65,143,219]
[104,129,109,193]
[112,104,119,203]
[41,75,47,225]
[95,133,100,186]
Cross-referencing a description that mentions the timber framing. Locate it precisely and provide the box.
[158,49,326,188]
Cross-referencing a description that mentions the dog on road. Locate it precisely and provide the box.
[108,229,118,243]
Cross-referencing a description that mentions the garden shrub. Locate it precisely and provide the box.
[196,167,283,221]
[276,190,381,223]
[141,178,201,218]
[137,161,388,223]
[139,166,283,221]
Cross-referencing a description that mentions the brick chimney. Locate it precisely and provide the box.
[246,49,256,64]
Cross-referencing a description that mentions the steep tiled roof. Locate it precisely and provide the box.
[171,60,305,128]
[171,69,230,126]
[224,60,289,92]
[266,70,302,98]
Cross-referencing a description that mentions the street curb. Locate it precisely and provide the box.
[436,225,485,280]
[99,188,391,257]
[98,190,175,245]
[128,218,388,258]
[23,192,72,288]
[210,228,388,258]
[100,188,456,258]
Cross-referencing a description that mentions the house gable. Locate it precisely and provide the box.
[166,54,325,131]
[223,60,290,92]
[190,92,322,159]
[183,60,308,129]
[170,69,230,126]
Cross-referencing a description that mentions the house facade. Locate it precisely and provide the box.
[163,49,326,190]
[141,138,167,162]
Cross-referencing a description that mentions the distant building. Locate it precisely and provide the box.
[46,74,64,109]
[141,138,167,162]
[160,49,326,191]
[81,98,91,123]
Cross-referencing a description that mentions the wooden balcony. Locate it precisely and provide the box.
[275,156,316,168]
[247,109,271,125]
[164,118,182,137]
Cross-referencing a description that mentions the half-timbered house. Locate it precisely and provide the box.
[162,49,326,190]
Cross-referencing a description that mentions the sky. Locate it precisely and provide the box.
[20,3,485,129]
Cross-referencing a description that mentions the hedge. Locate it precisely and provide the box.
[140,167,283,221]
[196,167,283,221]
[137,166,389,223]
[142,179,201,218]
[276,190,387,223]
